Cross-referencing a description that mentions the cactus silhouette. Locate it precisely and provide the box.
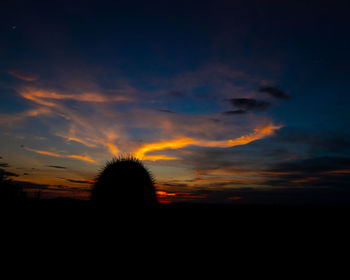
[91,156,158,208]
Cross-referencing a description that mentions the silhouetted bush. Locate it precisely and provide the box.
[91,156,158,208]
[0,177,26,203]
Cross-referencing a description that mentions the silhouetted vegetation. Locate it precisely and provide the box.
[91,156,158,208]
[0,169,26,204]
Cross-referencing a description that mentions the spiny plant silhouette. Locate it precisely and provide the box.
[91,156,158,207]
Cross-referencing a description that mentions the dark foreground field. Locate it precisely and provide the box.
[3,198,350,255]
[3,197,350,225]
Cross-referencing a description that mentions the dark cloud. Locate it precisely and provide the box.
[178,126,350,175]
[210,118,222,123]
[259,86,289,99]
[0,168,19,179]
[228,98,270,111]
[47,165,67,169]
[259,156,350,190]
[270,156,350,174]
[156,109,176,114]
[275,127,350,154]
[222,109,247,115]
[10,180,49,191]
[65,179,92,184]
[158,182,189,188]
[170,90,185,98]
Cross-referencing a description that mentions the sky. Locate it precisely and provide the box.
[1,0,350,204]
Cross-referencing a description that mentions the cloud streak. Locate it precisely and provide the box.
[8,70,39,82]
[19,88,132,107]
[25,147,96,163]
[228,98,271,112]
[47,165,67,169]
[134,123,282,161]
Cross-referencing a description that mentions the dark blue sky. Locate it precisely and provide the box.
[1,0,350,203]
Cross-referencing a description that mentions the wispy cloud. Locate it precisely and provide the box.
[65,178,94,184]
[134,123,282,160]
[25,147,96,163]
[19,88,132,107]
[222,109,246,115]
[228,98,271,112]
[259,86,289,99]
[135,138,196,160]
[47,165,67,169]
[0,108,51,124]
[8,70,39,82]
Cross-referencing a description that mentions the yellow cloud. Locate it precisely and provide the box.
[134,138,196,160]
[196,123,283,148]
[106,143,119,156]
[134,123,282,161]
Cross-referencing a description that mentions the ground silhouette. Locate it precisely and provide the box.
[91,156,158,209]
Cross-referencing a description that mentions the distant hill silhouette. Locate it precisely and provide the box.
[91,156,158,208]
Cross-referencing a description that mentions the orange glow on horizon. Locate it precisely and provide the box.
[291,177,320,183]
[156,190,177,197]
[228,196,243,200]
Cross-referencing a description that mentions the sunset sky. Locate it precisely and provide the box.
[1,0,350,203]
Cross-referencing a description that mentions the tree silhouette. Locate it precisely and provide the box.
[91,156,158,208]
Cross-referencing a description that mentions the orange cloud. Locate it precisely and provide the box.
[196,123,283,148]
[67,137,98,148]
[67,155,95,163]
[291,177,320,183]
[106,143,119,156]
[0,108,51,124]
[19,88,132,107]
[134,123,282,161]
[25,147,96,163]
[134,138,196,160]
